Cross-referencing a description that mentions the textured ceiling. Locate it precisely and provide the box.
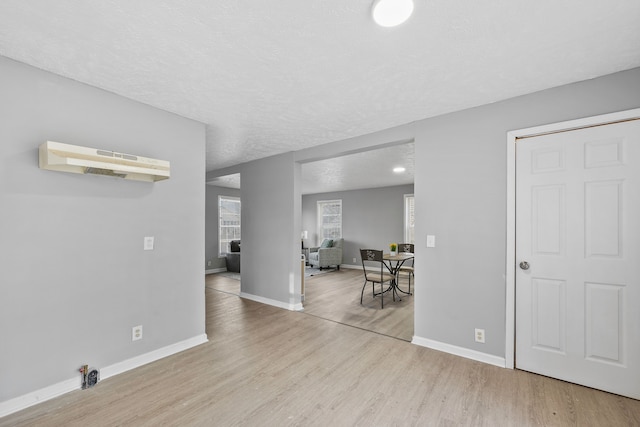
[301,143,414,194]
[1,0,639,184]
[208,143,414,194]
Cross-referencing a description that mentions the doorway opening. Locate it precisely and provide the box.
[299,141,415,341]
[206,172,241,296]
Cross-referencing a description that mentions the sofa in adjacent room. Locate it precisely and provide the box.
[225,240,241,273]
[308,238,343,270]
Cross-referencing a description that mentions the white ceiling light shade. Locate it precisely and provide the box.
[393,166,406,173]
[372,0,414,27]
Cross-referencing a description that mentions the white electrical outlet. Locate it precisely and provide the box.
[353,257,357,263]
[144,236,154,251]
[132,325,143,341]
[426,235,436,247]
[475,328,485,343]
[207,260,211,266]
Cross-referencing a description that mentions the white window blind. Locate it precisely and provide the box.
[219,196,241,255]
[404,194,415,244]
[317,199,342,243]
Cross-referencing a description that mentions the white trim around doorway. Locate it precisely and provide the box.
[505,107,640,369]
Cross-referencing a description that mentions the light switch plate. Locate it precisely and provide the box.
[144,236,154,250]
[426,235,436,247]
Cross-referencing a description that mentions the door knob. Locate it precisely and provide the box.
[519,261,530,270]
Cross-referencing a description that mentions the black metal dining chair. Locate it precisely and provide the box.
[359,249,395,308]
[397,243,414,294]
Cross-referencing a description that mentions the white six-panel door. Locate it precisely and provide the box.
[515,119,640,399]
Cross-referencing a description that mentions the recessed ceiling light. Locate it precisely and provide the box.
[393,167,406,173]
[372,0,414,27]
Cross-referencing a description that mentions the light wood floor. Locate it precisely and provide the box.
[205,268,413,341]
[205,272,240,295]
[302,268,413,341]
[3,282,639,426]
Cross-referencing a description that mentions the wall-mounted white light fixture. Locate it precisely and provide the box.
[372,0,414,27]
[393,167,406,173]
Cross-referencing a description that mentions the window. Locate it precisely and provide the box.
[317,199,342,242]
[219,196,241,255]
[404,194,415,244]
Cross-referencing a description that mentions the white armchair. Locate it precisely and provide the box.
[308,238,343,270]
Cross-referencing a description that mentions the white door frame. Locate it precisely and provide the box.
[505,107,640,369]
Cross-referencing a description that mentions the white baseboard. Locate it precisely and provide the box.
[411,335,506,368]
[0,377,80,419]
[99,334,208,379]
[239,292,303,311]
[205,267,226,275]
[0,334,208,418]
[339,264,361,270]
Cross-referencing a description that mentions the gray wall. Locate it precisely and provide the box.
[205,185,241,271]
[302,185,414,267]
[0,57,206,402]
[413,68,640,358]
[213,67,640,362]
[237,153,302,307]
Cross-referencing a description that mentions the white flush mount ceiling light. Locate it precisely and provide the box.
[372,0,414,27]
[393,166,406,173]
